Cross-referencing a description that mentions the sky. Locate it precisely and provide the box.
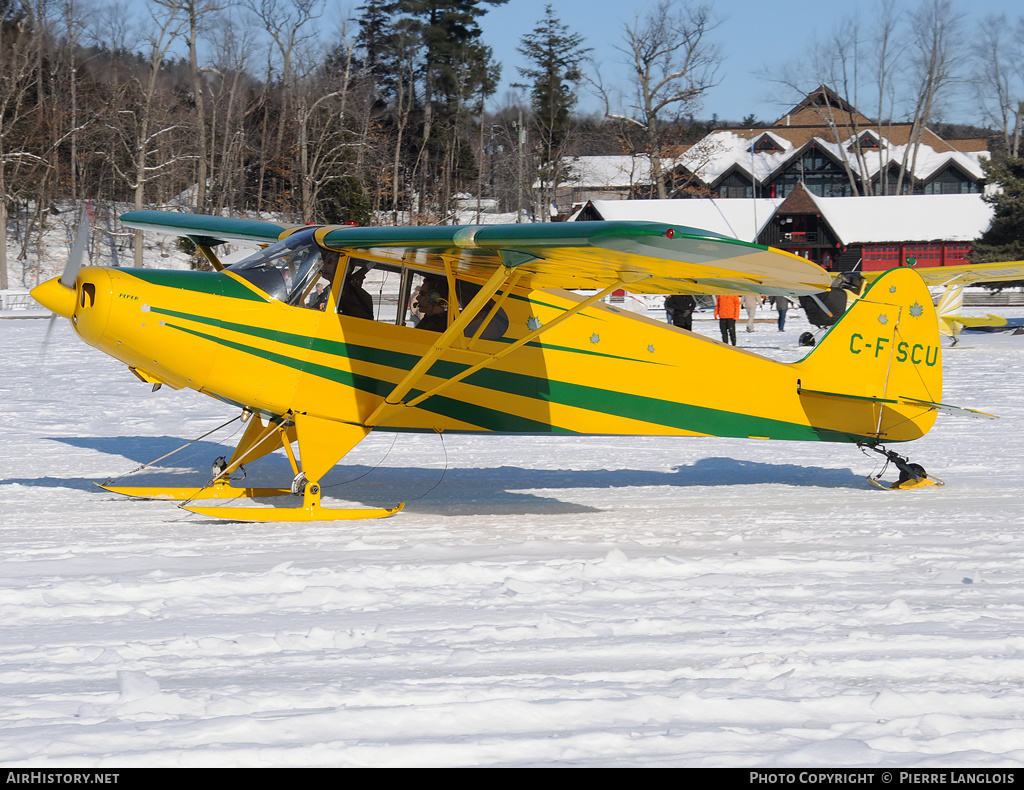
[476,0,1024,125]
[113,0,1024,125]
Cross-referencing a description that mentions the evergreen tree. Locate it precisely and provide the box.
[516,4,589,217]
[354,0,400,77]
[399,0,505,217]
[974,156,1024,263]
[402,0,504,100]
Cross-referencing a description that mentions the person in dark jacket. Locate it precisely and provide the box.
[338,264,374,319]
[773,295,791,332]
[412,277,450,331]
[665,294,697,331]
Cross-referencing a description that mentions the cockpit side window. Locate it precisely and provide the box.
[336,259,376,319]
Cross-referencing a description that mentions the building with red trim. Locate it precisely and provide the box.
[573,186,992,273]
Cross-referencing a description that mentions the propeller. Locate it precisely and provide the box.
[37,202,94,349]
[61,201,93,288]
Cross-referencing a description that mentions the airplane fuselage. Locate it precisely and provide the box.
[59,264,938,445]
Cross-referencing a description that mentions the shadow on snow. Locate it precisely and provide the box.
[0,434,870,516]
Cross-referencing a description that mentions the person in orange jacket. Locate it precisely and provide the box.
[715,294,741,345]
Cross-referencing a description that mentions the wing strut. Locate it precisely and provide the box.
[364,273,646,428]
[363,265,516,428]
[194,243,225,271]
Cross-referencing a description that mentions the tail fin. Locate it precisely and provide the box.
[792,267,942,443]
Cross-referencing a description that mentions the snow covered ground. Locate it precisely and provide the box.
[2,305,1024,767]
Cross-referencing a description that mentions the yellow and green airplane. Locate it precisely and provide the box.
[859,260,1024,341]
[31,210,987,521]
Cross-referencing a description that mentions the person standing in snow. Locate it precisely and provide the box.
[774,295,791,332]
[743,293,759,332]
[715,294,741,346]
[664,294,697,331]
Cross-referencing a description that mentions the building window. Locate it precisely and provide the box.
[768,147,853,198]
[923,166,979,194]
[715,171,754,199]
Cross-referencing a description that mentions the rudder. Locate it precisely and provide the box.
[792,267,942,443]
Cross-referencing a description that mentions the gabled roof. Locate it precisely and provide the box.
[659,88,991,190]
[570,198,785,242]
[775,182,819,214]
[776,85,867,125]
[676,127,987,187]
[555,89,988,194]
[791,193,993,244]
[948,138,989,152]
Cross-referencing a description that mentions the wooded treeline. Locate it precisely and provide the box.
[1,0,503,230]
[1,0,626,286]
[4,0,1024,287]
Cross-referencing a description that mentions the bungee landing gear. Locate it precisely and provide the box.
[100,412,404,521]
[859,443,944,490]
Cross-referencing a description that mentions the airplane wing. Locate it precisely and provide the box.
[121,210,290,246]
[860,260,1024,288]
[119,212,832,296]
[317,221,833,297]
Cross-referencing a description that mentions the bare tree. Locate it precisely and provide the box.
[808,18,871,196]
[869,0,900,195]
[756,1,902,198]
[101,3,188,266]
[763,0,961,198]
[294,30,351,221]
[203,11,259,213]
[61,0,89,203]
[1,1,47,290]
[246,0,322,218]
[598,0,720,199]
[154,0,226,213]
[895,0,965,194]
[975,13,1024,158]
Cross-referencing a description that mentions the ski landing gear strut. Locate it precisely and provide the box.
[102,411,404,521]
[859,443,944,490]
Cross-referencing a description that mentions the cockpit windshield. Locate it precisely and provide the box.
[227,228,323,305]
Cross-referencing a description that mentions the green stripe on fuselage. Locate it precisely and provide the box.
[154,307,863,442]
[119,269,267,302]
[165,322,559,433]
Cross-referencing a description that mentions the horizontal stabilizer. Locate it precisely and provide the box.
[898,396,998,420]
[947,314,1008,329]
[797,387,897,405]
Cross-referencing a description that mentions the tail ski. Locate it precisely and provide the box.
[792,266,945,443]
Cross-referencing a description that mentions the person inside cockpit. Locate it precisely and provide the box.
[339,264,374,319]
[411,277,449,331]
[307,250,340,311]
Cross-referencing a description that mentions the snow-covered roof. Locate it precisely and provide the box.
[678,130,987,187]
[803,193,993,244]
[679,131,793,184]
[569,193,991,245]
[572,198,785,242]
[555,156,652,189]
